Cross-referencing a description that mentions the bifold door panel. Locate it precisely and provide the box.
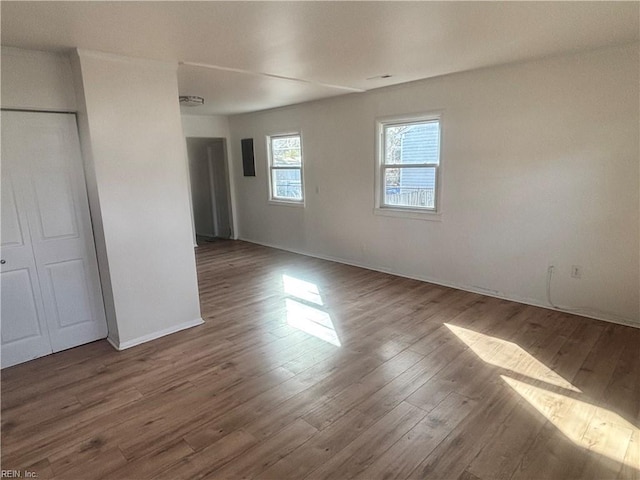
[1,111,107,368]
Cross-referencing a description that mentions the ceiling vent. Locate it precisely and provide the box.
[179,95,205,106]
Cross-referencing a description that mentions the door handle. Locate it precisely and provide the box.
[0,260,5,264]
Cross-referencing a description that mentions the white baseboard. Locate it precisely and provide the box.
[106,317,204,351]
[238,236,639,330]
[106,335,120,351]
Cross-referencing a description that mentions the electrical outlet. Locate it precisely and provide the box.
[571,265,582,279]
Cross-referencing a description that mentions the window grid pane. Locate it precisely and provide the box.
[379,117,440,211]
[272,167,302,201]
[383,120,440,166]
[271,136,302,167]
[269,133,304,202]
[383,166,437,209]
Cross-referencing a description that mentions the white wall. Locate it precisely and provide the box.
[181,113,230,139]
[71,50,202,348]
[1,47,77,111]
[229,43,640,326]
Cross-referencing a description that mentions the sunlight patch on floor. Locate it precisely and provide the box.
[285,299,341,347]
[283,274,323,306]
[445,322,636,470]
[502,375,636,468]
[283,275,340,347]
[445,323,580,392]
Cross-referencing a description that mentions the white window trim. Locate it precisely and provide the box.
[267,131,305,206]
[374,112,443,220]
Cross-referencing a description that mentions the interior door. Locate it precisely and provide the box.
[1,168,53,366]
[208,141,233,239]
[1,111,108,367]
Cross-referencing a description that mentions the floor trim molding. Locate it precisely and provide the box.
[106,318,205,351]
[238,236,639,330]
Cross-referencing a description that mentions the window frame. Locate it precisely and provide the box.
[267,132,305,206]
[374,112,443,220]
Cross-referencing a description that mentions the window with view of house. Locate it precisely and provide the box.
[377,115,441,213]
[268,133,304,203]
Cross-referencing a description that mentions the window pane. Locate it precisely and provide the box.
[271,136,301,167]
[384,167,436,208]
[273,169,303,201]
[384,121,440,165]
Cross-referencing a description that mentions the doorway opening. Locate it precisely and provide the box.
[186,137,234,245]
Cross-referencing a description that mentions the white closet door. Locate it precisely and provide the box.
[1,111,107,367]
[1,170,53,366]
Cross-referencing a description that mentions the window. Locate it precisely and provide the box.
[268,133,304,203]
[376,115,441,213]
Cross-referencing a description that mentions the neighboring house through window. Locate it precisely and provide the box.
[268,133,304,204]
[376,114,441,216]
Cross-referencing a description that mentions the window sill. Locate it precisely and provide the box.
[373,207,442,221]
[269,199,305,208]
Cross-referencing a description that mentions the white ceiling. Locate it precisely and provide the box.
[2,1,638,116]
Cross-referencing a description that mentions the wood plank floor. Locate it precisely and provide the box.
[2,240,639,479]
